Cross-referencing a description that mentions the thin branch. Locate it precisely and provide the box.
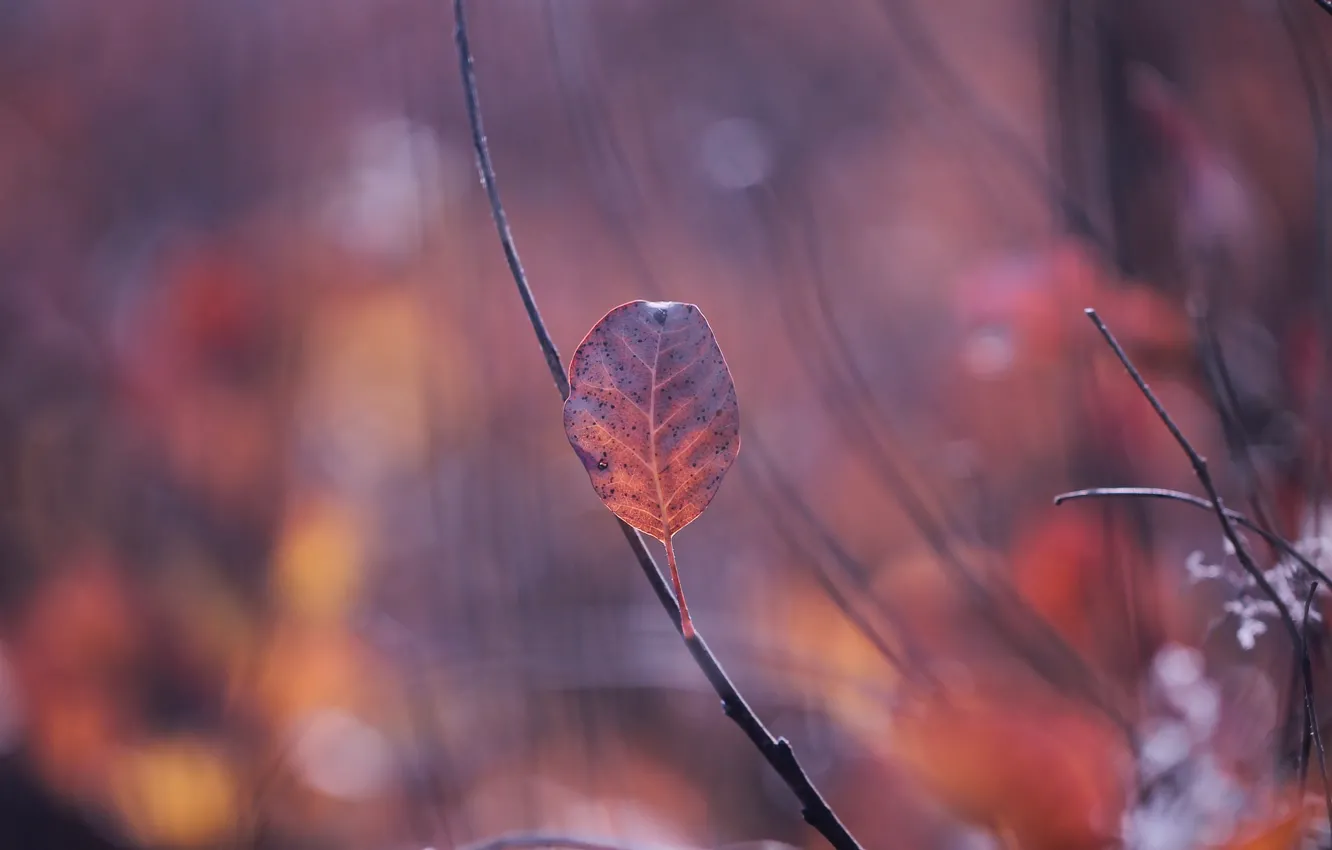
[1302,584,1318,787]
[1052,487,1332,588]
[454,0,568,398]
[1077,314,1332,802]
[1300,582,1332,835]
[1301,606,1316,790]
[1083,310,1306,652]
[1054,486,1332,793]
[451,4,864,850]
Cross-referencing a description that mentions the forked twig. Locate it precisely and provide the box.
[1080,311,1331,831]
[451,4,863,849]
[1056,487,1332,793]
[1082,310,1305,649]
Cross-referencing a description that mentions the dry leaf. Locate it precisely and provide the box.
[564,301,740,636]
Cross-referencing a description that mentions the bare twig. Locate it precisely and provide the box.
[1056,490,1332,785]
[1300,582,1332,834]
[1078,313,1331,811]
[1052,486,1332,588]
[454,0,568,399]
[1083,310,1306,651]
[451,4,864,849]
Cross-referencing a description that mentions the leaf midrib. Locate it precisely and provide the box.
[649,321,670,537]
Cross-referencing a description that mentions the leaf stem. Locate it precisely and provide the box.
[664,533,695,639]
[451,4,863,850]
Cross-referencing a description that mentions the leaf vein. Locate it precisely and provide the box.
[580,417,653,470]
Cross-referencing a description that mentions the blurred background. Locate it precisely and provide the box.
[3,1,1332,848]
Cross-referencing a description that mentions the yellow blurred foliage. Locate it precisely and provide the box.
[111,740,238,847]
[272,497,363,623]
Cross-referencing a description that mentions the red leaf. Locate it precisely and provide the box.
[563,301,740,636]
